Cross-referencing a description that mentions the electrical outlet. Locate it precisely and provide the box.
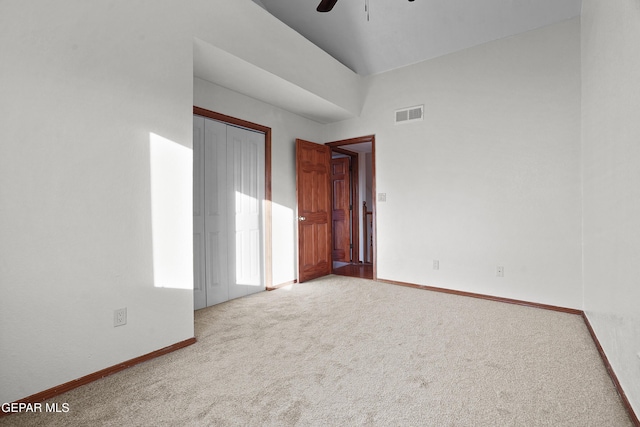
[496,266,504,277]
[114,308,127,327]
[433,260,439,270]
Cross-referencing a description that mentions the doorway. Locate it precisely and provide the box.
[193,107,272,309]
[295,135,376,283]
[327,136,376,280]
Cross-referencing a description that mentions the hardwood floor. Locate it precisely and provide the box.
[332,263,373,280]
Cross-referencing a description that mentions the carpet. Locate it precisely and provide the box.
[1,275,633,426]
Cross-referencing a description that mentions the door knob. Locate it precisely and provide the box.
[298,216,306,221]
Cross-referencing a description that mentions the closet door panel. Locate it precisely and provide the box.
[193,116,207,310]
[204,118,229,306]
[227,126,265,299]
[195,115,265,309]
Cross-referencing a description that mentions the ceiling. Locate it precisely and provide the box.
[194,38,356,124]
[253,0,582,76]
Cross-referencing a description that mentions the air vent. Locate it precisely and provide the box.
[395,105,423,124]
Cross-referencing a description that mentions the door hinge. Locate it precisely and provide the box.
[350,243,353,249]
[349,204,353,211]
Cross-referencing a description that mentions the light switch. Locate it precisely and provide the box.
[378,193,387,202]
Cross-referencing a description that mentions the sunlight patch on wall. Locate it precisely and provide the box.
[149,132,193,289]
[234,189,263,288]
[272,202,295,285]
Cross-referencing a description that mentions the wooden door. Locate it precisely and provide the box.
[331,157,351,262]
[296,139,331,283]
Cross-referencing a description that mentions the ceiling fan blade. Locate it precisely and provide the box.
[317,0,338,12]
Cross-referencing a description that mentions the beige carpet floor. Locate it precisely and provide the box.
[1,275,633,426]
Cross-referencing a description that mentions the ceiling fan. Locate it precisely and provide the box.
[316,0,338,12]
[317,0,414,13]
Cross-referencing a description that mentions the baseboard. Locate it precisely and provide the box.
[266,279,297,291]
[581,313,640,426]
[377,278,582,314]
[2,337,196,415]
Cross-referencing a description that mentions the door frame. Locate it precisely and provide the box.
[330,147,359,264]
[326,135,376,280]
[193,106,273,289]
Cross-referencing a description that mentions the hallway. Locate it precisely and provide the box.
[332,263,373,280]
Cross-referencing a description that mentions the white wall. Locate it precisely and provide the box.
[0,1,194,403]
[194,77,324,285]
[582,0,640,414]
[326,19,583,308]
[0,0,358,403]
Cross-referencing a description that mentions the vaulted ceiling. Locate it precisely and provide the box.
[253,0,582,76]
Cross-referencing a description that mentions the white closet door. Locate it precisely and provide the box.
[193,116,206,310]
[227,126,265,300]
[194,116,265,309]
[204,118,230,306]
